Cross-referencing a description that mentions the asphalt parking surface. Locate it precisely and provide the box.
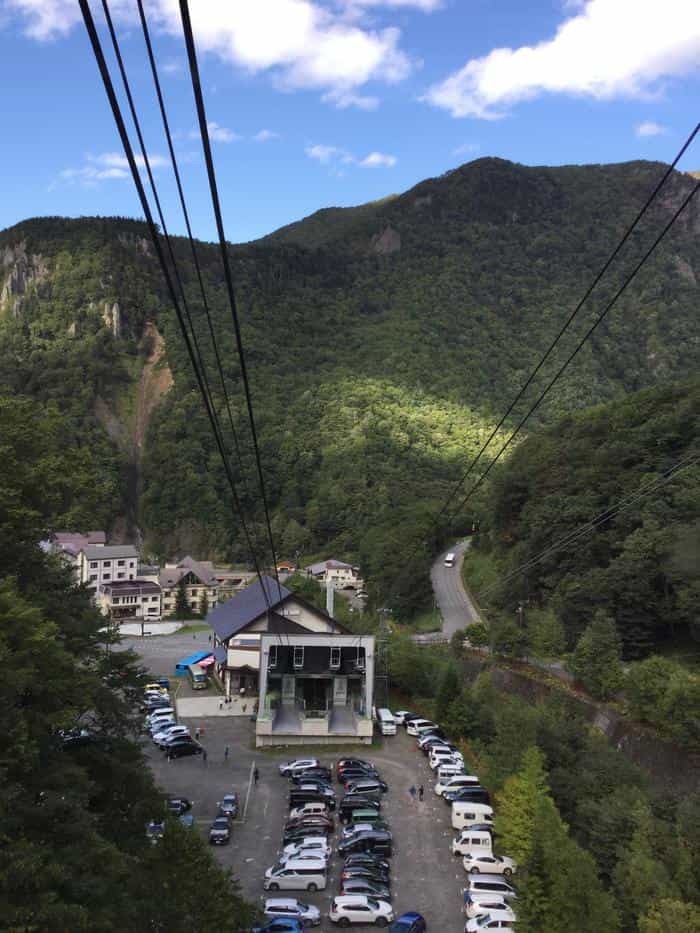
[144,714,467,932]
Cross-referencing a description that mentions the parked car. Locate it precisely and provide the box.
[392,711,414,726]
[154,725,190,746]
[282,825,332,847]
[429,751,464,771]
[341,819,390,840]
[341,878,392,901]
[463,894,510,919]
[166,796,191,816]
[178,813,195,829]
[464,906,517,931]
[463,854,516,877]
[209,816,231,845]
[435,775,480,797]
[337,758,375,774]
[340,865,391,887]
[389,913,427,933]
[343,852,390,871]
[167,741,203,760]
[290,767,332,785]
[345,809,386,830]
[451,829,493,857]
[162,735,197,751]
[345,778,388,795]
[289,801,330,820]
[251,919,304,933]
[146,820,164,844]
[281,839,332,863]
[444,787,491,806]
[262,897,321,927]
[289,786,336,810]
[264,859,328,892]
[279,759,320,777]
[337,830,393,858]
[339,796,381,822]
[338,767,380,785]
[463,875,517,903]
[417,734,453,752]
[405,719,436,737]
[284,814,334,833]
[219,793,240,819]
[329,895,394,926]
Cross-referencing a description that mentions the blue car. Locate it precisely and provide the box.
[251,919,303,933]
[389,913,427,933]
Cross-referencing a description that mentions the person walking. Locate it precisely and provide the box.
[409,784,417,802]
[195,726,201,740]
[418,784,424,802]
[202,747,208,766]
[253,766,259,785]
[224,745,229,762]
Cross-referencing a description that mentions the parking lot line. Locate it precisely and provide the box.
[241,759,256,823]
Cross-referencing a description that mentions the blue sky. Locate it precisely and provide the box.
[1,0,699,243]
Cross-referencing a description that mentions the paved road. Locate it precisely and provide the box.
[430,540,482,638]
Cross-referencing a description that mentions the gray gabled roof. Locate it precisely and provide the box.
[82,544,139,560]
[207,576,292,642]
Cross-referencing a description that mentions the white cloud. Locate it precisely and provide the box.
[636,120,667,137]
[6,1,416,109]
[189,121,239,143]
[452,142,480,156]
[359,150,397,167]
[424,0,700,119]
[253,129,280,142]
[305,144,345,163]
[306,143,396,168]
[339,0,442,9]
[161,59,183,76]
[57,151,167,186]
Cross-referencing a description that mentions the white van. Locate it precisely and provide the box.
[452,802,494,830]
[451,828,493,856]
[444,552,456,568]
[376,709,397,736]
[464,874,517,903]
[263,858,327,892]
[406,718,435,737]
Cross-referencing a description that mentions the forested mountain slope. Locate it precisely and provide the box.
[1,158,698,611]
[482,377,700,657]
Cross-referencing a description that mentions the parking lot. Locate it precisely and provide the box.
[144,715,468,931]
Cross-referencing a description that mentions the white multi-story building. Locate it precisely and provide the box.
[305,559,364,590]
[78,544,139,594]
[96,579,162,622]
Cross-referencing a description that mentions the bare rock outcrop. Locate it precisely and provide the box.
[0,242,49,316]
[371,225,401,255]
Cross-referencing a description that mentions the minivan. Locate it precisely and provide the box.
[452,803,494,830]
[346,778,388,796]
[339,796,381,822]
[337,830,393,857]
[263,858,327,892]
[289,801,329,820]
[451,829,493,856]
[464,874,517,902]
[405,718,435,737]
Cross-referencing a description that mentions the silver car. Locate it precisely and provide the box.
[263,898,321,926]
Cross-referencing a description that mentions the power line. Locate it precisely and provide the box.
[479,450,700,599]
[179,0,284,604]
[79,0,271,610]
[434,122,699,531]
[447,179,699,522]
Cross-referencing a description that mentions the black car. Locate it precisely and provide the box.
[289,767,332,785]
[420,737,458,756]
[282,825,330,847]
[339,796,381,820]
[443,786,491,805]
[343,854,391,873]
[340,865,391,886]
[337,768,379,786]
[166,796,192,816]
[209,817,231,845]
[337,758,375,773]
[337,830,393,857]
[167,741,203,760]
[163,736,197,752]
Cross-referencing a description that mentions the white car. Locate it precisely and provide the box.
[279,849,330,866]
[429,748,464,770]
[149,718,176,735]
[465,907,517,931]
[264,898,322,926]
[153,725,189,745]
[405,719,436,737]
[340,822,377,840]
[393,711,413,726]
[289,802,330,820]
[279,758,320,777]
[435,775,479,796]
[282,838,331,861]
[464,895,511,920]
[329,895,394,926]
[463,854,517,878]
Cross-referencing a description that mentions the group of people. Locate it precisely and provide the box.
[409,784,424,802]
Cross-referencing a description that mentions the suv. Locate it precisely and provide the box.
[329,895,394,927]
[167,741,203,760]
[284,814,334,833]
[339,796,381,822]
[346,778,388,796]
[463,854,516,877]
[279,758,320,777]
[289,786,336,810]
[290,767,332,785]
[341,878,392,901]
[262,898,321,927]
[338,767,380,785]
[337,758,375,774]
[209,816,231,845]
[218,793,239,819]
[337,830,393,858]
[166,796,191,816]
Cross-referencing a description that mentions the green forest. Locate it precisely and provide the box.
[1,158,698,620]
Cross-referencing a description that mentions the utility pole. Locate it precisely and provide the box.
[374,608,391,711]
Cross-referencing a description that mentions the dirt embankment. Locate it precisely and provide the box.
[134,321,173,456]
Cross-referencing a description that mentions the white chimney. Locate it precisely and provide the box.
[326,578,335,617]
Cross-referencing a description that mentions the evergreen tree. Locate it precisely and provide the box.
[175,579,190,619]
[639,899,700,933]
[494,746,549,865]
[435,661,461,722]
[568,610,623,699]
[612,803,676,926]
[529,610,566,658]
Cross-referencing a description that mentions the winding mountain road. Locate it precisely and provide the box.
[430,539,482,638]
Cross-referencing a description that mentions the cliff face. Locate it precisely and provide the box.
[1,242,49,316]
